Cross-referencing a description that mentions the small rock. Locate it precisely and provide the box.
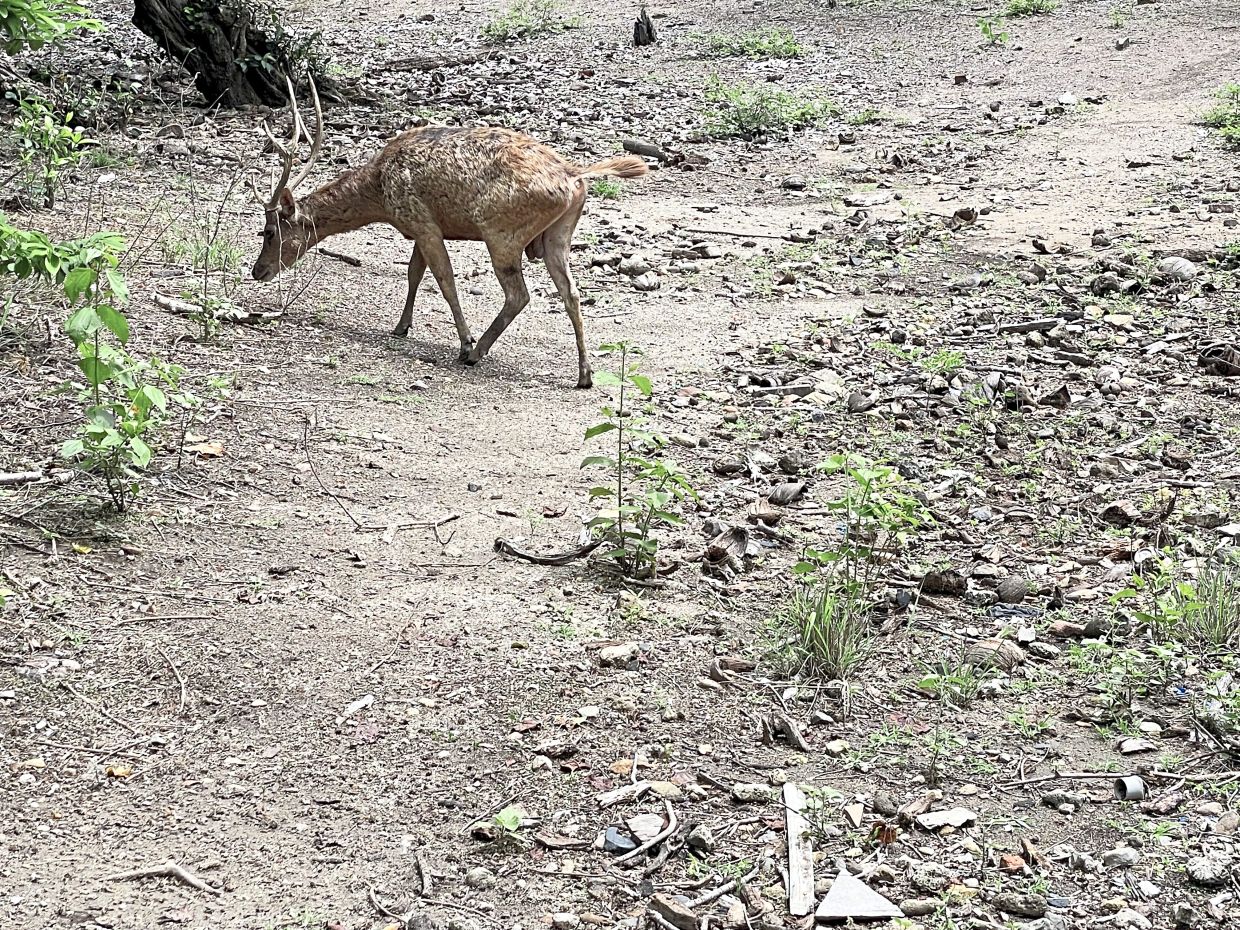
[649,894,696,930]
[618,254,653,277]
[910,863,951,893]
[686,824,716,852]
[1113,908,1152,930]
[1103,847,1142,870]
[992,892,1046,918]
[1185,851,1232,886]
[465,867,495,889]
[1171,903,1198,928]
[603,826,637,854]
[631,271,661,292]
[552,915,582,930]
[598,643,639,667]
[1157,256,1197,281]
[731,783,776,804]
[997,577,1028,604]
[1212,810,1239,834]
[825,739,850,757]
[900,898,942,917]
[781,176,808,191]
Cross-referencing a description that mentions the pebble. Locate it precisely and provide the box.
[551,915,581,930]
[730,783,776,804]
[899,898,942,917]
[910,863,951,893]
[686,824,716,852]
[1102,847,1142,870]
[991,892,1047,918]
[464,867,495,889]
[1113,908,1152,930]
[1185,851,1232,886]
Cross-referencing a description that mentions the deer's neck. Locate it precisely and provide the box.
[300,163,387,244]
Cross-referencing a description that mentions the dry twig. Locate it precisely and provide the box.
[107,859,222,895]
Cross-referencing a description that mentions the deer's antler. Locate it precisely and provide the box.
[253,73,324,210]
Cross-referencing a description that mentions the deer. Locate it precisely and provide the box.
[250,76,649,389]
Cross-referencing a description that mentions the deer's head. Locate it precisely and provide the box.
[251,75,324,283]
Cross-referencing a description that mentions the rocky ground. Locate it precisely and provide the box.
[2,2,1240,930]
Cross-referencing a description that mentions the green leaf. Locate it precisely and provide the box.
[588,486,615,498]
[78,356,114,387]
[580,455,616,470]
[63,266,96,304]
[129,437,153,468]
[629,374,653,396]
[64,304,101,340]
[95,304,129,343]
[60,438,84,458]
[591,371,622,388]
[105,268,128,303]
[584,422,618,440]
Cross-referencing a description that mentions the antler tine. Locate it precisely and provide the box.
[256,74,305,209]
[286,73,324,194]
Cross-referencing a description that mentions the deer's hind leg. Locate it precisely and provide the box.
[541,185,591,388]
[412,228,474,361]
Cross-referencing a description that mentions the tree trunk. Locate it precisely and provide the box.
[131,0,290,107]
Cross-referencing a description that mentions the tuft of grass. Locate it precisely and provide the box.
[779,586,873,680]
[590,177,623,200]
[847,108,884,126]
[482,0,576,42]
[703,76,837,140]
[703,27,806,60]
[163,227,243,275]
[1006,0,1057,15]
[1203,83,1240,146]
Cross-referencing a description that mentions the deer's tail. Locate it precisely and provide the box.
[577,155,650,181]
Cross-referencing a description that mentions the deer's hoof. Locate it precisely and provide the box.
[576,372,593,390]
[391,325,409,338]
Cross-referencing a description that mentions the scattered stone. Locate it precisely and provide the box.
[464,867,495,889]
[686,824,716,852]
[1040,790,1087,810]
[649,781,683,800]
[1172,903,1198,928]
[552,915,582,930]
[731,783,776,804]
[649,894,696,930]
[991,892,1047,918]
[915,807,977,831]
[910,863,952,893]
[632,271,661,292]
[997,577,1028,604]
[626,812,665,843]
[598,643,639,667]
[824,739,850,757]
[900,898,942,917]
[618,254,653,277]
[1113,908,1152,930]
[1102,846,1142,870]
[1213,811,1239,834]
[1157,256,1197,281]
[966,638,1024,671]
[1185,851,1232,886]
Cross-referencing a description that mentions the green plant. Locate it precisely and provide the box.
[491,804,525,841]
[1203,84,1240,146]
[703,75,837,140]
[922,348,965,377]
[1006,0,1057,15]
[978,16,1009,44]
[1114,555,1240,648]
[482,0,576,42]
[703,27,806,59]
[1108,7,1127,28]
[779,584,872,679]
[1007,710,1055,738]
[0,0,99,53]
[590,178,623,200]
[582,343,696,579]
[164,226,244,275]
[10,96,86,208]
[847,108,884,126]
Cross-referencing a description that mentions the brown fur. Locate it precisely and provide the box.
[252,125,650,388]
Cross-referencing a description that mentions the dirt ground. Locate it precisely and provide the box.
[3,2,1240,930]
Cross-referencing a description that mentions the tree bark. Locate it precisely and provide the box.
[131,0,291,107]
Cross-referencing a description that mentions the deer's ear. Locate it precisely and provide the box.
[278,188,298,219]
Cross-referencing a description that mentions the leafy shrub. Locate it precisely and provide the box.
[1203,84,1240,146]
[703,27,805,59]
[0,0,99,53]
[9,96,87,209]
[1006,0,1057,15]
[483,0,576,42]
[703,76,836,140]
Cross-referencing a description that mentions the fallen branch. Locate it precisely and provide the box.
[494,536,600,566]
[317,247,361,267]
[303,422,363,530]
[416,849,434,897]
[155,292,282,324]
[687,862,762,909]
[613,800,678,865]
[107,859,222,895]
[679,226,789,241]
[0,471,44,486]
[156,645,189,713]
[380,49,498,72]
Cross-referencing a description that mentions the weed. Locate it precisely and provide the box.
[978,16,1009,44]
[1007,710,1055,738]
[1114,555,1240,648]
[1203,84,1240,146]
[922,348,965,377]
[483,0,576,42]
[9,96,86,208]
[703,75,837,140]
[164,226,244,276]
[590,177,623,200]
[583,343,696,579]
[1006,0,1057,15]
[1108,7,1127,28]
[917,655,984,708]
[703,27,806,59]
[779,585,872,679]
[847,108,884,126]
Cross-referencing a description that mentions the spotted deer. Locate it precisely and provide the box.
[250,77,649,388]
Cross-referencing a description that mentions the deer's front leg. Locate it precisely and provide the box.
[392,244,427,338]
[416,232,474,360]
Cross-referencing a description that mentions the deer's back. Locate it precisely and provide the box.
[375,126,580,240]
